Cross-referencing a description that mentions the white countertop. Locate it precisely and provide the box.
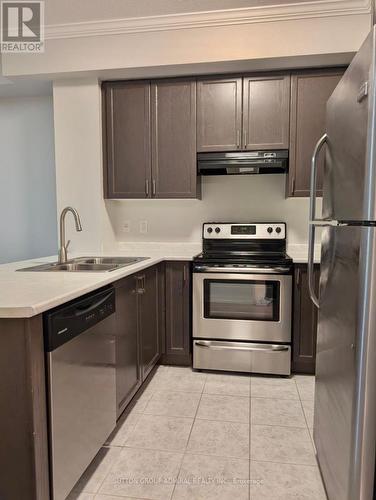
[0,242,320,319]
[0,243,201,319]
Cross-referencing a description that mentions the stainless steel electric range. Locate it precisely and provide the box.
[192,222,292,375]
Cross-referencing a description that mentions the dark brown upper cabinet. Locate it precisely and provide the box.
[197,75,290,152]
[287,68,345,197]
[103,79,200,199]
[151,80,199,198]
[197,77,242,152]
[103,81,151,199]
[243,74,290,150]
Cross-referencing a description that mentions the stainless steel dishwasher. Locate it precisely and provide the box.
[44,287,116,500]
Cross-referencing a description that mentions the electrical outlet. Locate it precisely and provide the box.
[139,220,148,234]
[122,221,131,233]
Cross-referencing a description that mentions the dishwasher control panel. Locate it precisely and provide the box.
[44,287,115,352]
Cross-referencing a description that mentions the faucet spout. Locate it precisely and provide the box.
[58,207,83,264]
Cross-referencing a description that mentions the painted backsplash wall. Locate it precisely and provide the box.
[53,80,321,254]
[105,174,322,245]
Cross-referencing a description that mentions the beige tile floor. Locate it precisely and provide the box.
[68,366,327,500]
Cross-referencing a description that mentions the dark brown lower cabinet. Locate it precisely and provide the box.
[139,265,160,379]
[114,276,142,418]
[292,264,320,374]
[115,265,161,417]
[0,316,49,500]
[161,261,191,365]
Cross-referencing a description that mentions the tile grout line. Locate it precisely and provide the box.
[295,376,317,453]
[94,493,155,500]
[117,442,320,468]
[121,443,251,460]
[248,457,323,468]
[88,445,123,497]
[89,371,318,500]
[167,370,207,500]
[90,368,196,496]
[95,368,207,500]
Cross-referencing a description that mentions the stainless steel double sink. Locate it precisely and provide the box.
[17,256,149,272]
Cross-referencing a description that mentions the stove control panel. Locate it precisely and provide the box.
[203,223,286,239]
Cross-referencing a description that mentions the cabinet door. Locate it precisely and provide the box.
[197,77,242,152]
[103,81,151,199]
[115,276,141,417]
[292,264,320,374]
[164,262,191,365]
[288,69,344,197]
[243,74,290,150]
[139,266,160,379]
[151,80,199,198]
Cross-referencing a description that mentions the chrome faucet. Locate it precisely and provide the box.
[58,207,82,263]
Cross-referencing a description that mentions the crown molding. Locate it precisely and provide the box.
[45,0,371,40]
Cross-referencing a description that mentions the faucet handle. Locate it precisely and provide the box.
[66,239,71,251]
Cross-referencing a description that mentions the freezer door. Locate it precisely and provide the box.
[314,225,376,500]
[323,28,376,222]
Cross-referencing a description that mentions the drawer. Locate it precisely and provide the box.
[193,340,291,375]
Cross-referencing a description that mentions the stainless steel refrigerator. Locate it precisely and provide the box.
[308,28,376,500]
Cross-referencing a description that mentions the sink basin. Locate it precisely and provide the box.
[50,263,116,272]
[17,256,149,272]
[72,257,146,265]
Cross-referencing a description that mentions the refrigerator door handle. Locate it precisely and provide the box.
[309,133,327,222]
[308,224,319,308]
[308,134,327,309]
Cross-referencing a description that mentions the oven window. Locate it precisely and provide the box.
[204,279,280,321]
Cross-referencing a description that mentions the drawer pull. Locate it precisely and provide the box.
[195,341,289,352]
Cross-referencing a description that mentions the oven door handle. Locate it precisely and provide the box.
[194,341,289,352]
[193,265,290,274]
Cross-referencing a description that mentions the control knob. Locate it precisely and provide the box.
[215,227,221,233]
[207,227,213,233]
[276,227,282,234]
[267,227,273,234]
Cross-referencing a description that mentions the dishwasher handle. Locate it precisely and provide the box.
[73,290,114,317]
[44,287,116,352]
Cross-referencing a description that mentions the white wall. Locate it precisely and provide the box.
[52,77,320,253]
[105,175,322,246]
[0,96,57,264]
[53,79,116,253]
[2,1,370,78]
[45,0,316,24]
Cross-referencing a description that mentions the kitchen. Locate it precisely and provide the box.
[0,1,375,500]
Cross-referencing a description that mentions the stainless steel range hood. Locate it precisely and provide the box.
[197,150,288,175]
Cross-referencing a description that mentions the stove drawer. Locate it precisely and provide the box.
[193,340,291,375]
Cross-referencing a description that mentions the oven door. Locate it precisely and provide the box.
[193,272,292,343]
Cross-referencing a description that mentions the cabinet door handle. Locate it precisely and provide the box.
[236,130,240,149]
[145,179,149,197]
[243,129,247,149]
[296,268,300,287]
[152,179,156,196]
[183,264,187,284]
[136,276,145,294]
